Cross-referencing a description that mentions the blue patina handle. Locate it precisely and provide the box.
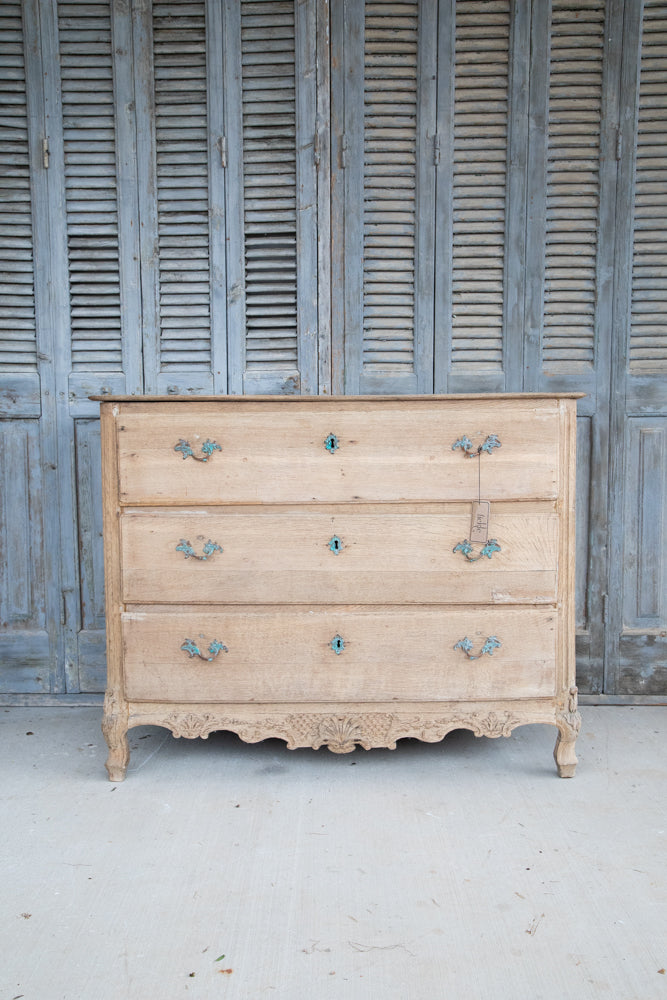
[453,538,501,562]
[176,538,223,561]
[452,434,501,458]
[454,636,501,660]
[181,638,228,662]
[174,438,222,462]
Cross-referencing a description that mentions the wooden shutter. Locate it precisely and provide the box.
[0,1,52,692]
[333,0,436,393]
[225,0,318,394]
[450,0,509,381]
[57,0,142,406]
[59,3,121,371]
[134,0,225,394]
[629,0,667,375]
[434,0,521,393]
[542,0,605,375]
[611,0,667,694]
[0,1,40,414]
[154,0,212,381]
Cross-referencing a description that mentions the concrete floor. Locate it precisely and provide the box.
[1,707,665,1000]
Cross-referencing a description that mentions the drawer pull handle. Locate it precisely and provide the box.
[452,434,501,459]
[324,432,339,453]
[331,634,345,655]
[174,438,222,462]
[181,638,228,661]
[453,538,501,562]
[454,636,501,660]
[176,538,223,561]
[328,535,343,554]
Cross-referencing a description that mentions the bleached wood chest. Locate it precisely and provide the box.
[98,394,582,780]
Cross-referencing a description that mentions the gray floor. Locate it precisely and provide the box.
[1,707,665,1000]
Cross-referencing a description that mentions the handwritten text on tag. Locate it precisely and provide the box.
[470,501,491,543]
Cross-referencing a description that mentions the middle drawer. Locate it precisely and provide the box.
[121,507,559,605]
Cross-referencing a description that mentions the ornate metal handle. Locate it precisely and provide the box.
[174,438,222,462]
[328,535,343,554]
[454,636,501,660]
[331,634,345,654]
[181,638,228,661]
[176,538,223,561]
[452,434,501,458]
[324,432,339,453]
[453,538,501,562]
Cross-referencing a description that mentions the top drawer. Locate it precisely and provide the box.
[112,398,562,505]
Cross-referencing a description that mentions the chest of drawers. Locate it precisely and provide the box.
[98,394,581,780]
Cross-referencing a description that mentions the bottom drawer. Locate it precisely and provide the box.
[122,607,557,703]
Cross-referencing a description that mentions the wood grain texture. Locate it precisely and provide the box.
[115,397,562,504]
[121,606,557,704]
[121,508,559,605]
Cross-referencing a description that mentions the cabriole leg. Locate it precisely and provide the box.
[554,686,582,778]
[102,691,129,781]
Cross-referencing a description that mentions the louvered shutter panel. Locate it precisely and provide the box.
[55,0,143,408]
[334,0,436,393]
[450,0,510,381]
[135,0,225,394]
[153,0,213,384]
[58,1,121,376]
[226,0,318,394]
[630,0,667,375]
[0,1,40,413]
[542,0,605,375]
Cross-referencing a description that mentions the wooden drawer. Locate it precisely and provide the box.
[121,607,558,703]
[120,507,559,605]
[115,399,561,504]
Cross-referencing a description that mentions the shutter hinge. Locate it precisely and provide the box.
[433,133,441,166]
[42,137,49,170]
[218,135,227,168]
[602,593,609,624]
[341,133,348,169]
[615,129,622,161]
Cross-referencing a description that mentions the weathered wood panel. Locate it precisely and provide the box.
[0,419,49,692]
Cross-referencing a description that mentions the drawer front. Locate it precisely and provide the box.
[122,607,557,703]
[121,509,559,605]
[115,401,560,504]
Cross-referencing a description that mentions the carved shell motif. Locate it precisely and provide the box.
[316,716,364,753]
[165,712,218,739]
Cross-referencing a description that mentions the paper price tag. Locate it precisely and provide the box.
[470,501,490,543]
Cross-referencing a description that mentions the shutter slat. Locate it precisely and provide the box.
[0,2,37,372]
[631,4,667,371]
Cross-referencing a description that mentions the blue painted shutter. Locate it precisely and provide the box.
[613,0,667,692]
[434,0,522,394]
[334,0,436,394]
[0,2,51,692]
[225,0,318,394]
[0,1,40,412]
[449,0,510,385]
